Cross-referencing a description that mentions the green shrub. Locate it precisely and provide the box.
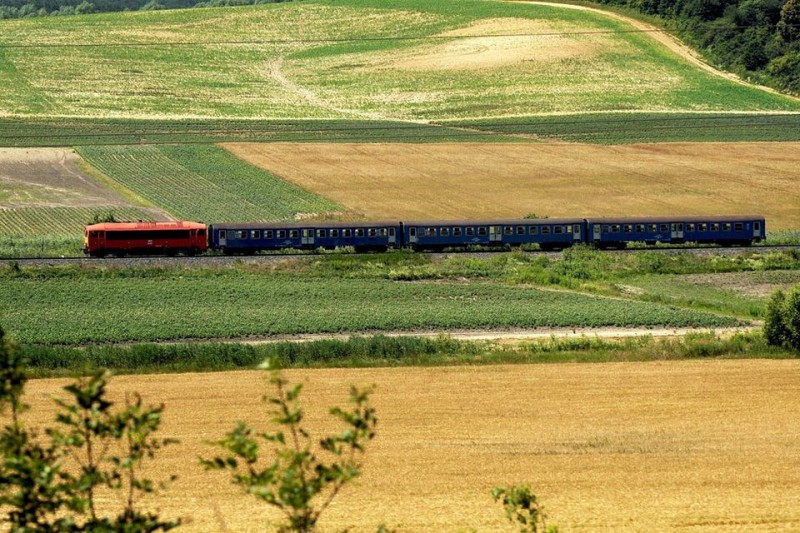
[764,285,800,351]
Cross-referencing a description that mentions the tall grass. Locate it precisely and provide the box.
[16,331,795,377]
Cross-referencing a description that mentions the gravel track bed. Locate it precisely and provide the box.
[5,245,797,268]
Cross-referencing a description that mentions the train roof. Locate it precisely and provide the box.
[585,215,764,224]
[209,221,402,230]
[402,218,584,226]
[85,221,206,231]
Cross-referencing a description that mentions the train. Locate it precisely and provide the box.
[82,215,766,257]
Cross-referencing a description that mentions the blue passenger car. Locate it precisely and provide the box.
[402,219,585,251]
[209,221,402,253]
[586,216,765,248]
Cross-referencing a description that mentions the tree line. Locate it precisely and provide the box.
[592,0,800,94]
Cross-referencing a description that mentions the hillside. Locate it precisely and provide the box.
[0,0,798,121]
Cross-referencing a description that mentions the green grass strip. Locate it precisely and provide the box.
[0,271,740,345]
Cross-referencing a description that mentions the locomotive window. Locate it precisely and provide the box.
[343,229,352,238]
[723,223,731,231]
[265,230,274,239]
[648,224,657,232]
[198,229,206,237]
[734,223,743,231]
[636,224,645,233]
[698,223,708,232]
[250,230,260,239]
[529,226,538,235]
[541,226,550,235]
[355,229,365,237]
[317,229,326,238]
[453,227,462,236]
[624,225,632,233]
[330,229,339,238]
[290,230,299,239]
[368,228,377,238]
[478,227,487,236]
[440,227,450,237]
[554,226,563,234]
[660,224,669,233]
[686,224,695,232]
[516,226,525,235]
[711,223,719,232]
[504,226,513,235]
[466,227,475,236]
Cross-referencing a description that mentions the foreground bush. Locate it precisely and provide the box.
[0,326,180,532]
[765,285,800,351]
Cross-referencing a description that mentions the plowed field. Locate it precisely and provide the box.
[224,142,800,229]
[22,360,800,532]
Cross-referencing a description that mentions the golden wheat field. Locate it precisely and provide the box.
[223,142,800,229]
[20,360,800,532]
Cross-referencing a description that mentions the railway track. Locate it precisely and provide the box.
[4,244,798,268]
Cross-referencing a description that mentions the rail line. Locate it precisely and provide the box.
[4,244,798,267]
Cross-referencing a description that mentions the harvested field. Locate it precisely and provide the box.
[223,142,800,230]
[21,360,800,531]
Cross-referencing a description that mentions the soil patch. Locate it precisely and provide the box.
[0,147,168,218]
[382,18,606,72]
[223,142,800,229]
[683,270,800,298]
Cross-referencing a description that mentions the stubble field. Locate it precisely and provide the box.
[224,142,800,229]
[21,360,800,532]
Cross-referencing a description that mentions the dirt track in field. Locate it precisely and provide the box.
[224,142,800,229]
[22,360,800,532]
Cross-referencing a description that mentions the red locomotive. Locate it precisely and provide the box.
[83,221,208,257]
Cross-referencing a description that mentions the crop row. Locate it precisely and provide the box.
[0,117,489,147]
[0,206,154,236]
[77,144,341,222]
[0,274,741,345]
[450,113,800,144]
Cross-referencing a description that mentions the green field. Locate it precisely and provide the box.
[0,0,797,122]
[76,144,341,222]
[0,206,156,236]
[0,266,740,345]
[2,114,800,147]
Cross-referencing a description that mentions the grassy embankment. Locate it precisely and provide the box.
[3,247,799,374]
